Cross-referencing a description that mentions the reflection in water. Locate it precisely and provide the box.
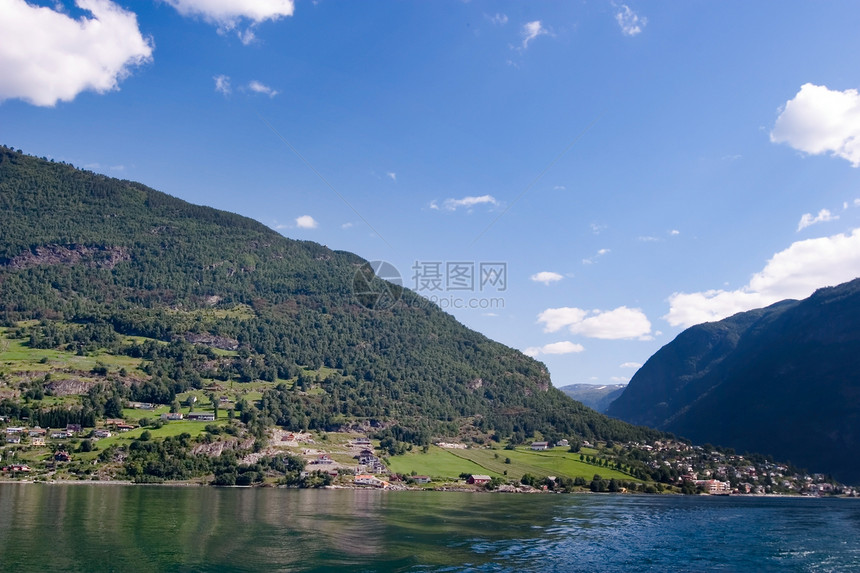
[1,485,860,572]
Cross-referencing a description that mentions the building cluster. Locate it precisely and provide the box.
[631,441,851,496]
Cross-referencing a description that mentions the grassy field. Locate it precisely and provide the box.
[386,445,501,480]
[88,418,230,451]
[385,445,639,483]
[0,329,143,374]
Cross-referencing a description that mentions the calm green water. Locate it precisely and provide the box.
[1,485,859,572]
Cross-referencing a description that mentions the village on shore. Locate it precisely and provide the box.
[1,413,853,497]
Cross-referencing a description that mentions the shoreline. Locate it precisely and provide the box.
[0,479,854,499]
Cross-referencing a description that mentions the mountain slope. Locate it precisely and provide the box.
[608,279,860,482]
[558,384,626,413]
[0,146,660,444]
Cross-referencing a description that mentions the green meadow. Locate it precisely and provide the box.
[385,444,638,483]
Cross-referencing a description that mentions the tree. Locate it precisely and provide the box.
[105,395,124,419]
[208,392,219,419]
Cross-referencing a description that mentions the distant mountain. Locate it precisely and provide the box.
[0,146,662,445]
[607,278,860,482]
[558,384,626,413]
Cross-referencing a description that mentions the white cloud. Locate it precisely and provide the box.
[582,248,610,265]
[214,74,231,95]
[248,80,278,97]
[521,20,547,49]
[237,28,256,45]
[537,307,587,333]
[341,222,354,229]
[487,13,508,26]
[797,208,838,231]
[295,215,318,229]
[670,229,680,236]
[537,306,652,340]
[638,236,661,242]
[665,228,860,328]
[771,83,860,167]
[0,0,153,107]
[524,341,585,357]
[615,5,646,36]
[610,376,630,383]
[619,362,642,369]
[531,271,563,285]
[431,195,498,212]
[386,172,396,182]
[164,0,295,28]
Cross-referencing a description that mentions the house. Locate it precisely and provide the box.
[412,475,431,484]
[105,418,125,427]
[694,479,731,494]
[357,449,378,465]
[467,474,492,485]
[66,424,82,434]
[29,427,46,437]
[5,427,24,435]
[6,435,21,444]
[115,424,136,432]
[5,464,31,472]
[352,437,372,447]
[186,412,215,421]
[50,431,71,439]
[93,429,112,438]
[354,474,388,488]
[556,439,569,447]
[530,441,550,451]
[31,437,45,446]
[161,412,184,421]
[54,451,71,462]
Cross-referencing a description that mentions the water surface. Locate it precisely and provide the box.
[1,485,858,572]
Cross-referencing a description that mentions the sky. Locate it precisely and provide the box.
[2,1,860,387]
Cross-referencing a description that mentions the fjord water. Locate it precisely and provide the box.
[1,486,859,572]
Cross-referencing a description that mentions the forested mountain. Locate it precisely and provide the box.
[558,384,626,413]
[608,278,860,482]
[0,146,660,445]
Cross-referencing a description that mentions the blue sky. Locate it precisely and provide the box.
[3,1,860,387]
